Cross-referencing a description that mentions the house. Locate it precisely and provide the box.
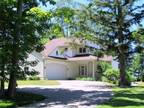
[26,37,118,80]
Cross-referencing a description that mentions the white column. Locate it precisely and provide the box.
[92,60,95,78]
[87,63,89,77]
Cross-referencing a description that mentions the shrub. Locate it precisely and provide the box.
[76,77,95,81]
[28,76,40,80]
[103,69,119,84]
[142,74,144,82]
[96,61,112,81]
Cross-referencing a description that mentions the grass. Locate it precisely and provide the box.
[17,80,60,86]
[5,80,59,87]
[97,82,144,108]
[1,80,58,107]
[76,77,95,81]
[0,92,45,108]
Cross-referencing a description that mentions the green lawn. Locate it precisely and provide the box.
[5,80,59,87]
[1,80,59,108]
[97,82,144,108]
[0,92,45,108]
[17,80,60,86]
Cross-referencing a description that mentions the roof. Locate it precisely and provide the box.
[41,38,68,57]
[41,38,112,62]
[41,37,85,57]
[67,55,112,61]
[48,56,67,60]
[46,55,112,62]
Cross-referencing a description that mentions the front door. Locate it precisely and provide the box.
[79,65,87,76]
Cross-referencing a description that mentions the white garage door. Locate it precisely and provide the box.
[46,63,67,80]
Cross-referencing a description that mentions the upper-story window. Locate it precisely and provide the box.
[65,48,68,51]
[79,48,86,53]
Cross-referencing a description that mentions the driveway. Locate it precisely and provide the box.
[18,80,113,108]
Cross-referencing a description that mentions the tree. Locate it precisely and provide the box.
[129,54,144,81]
[87,0,144,86]
[6,0,23,98]
[49,1,91,39]
[0,0,55,98]
[131,26,144,81]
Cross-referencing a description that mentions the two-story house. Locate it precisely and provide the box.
[26,37,118,80]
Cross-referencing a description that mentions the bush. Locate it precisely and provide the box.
[142,74,144,82]
[96,61,112,81]
[103,69,119,84]
[76,77,95,81]
[28,76,40,80]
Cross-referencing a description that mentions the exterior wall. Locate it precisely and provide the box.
[26,51,44,79]
[66,62,79,78]
[49,46,91,58]
[73,60,97,78]
[49,47,65,58]
[112,59,119,69]
[44,59,77,80]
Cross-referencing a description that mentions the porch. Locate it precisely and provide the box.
[68,56,98,78]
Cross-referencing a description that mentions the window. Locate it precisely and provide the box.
[83,48,86,53]
[79,65,87,76]
[79,48,83,53]
[65,48,68,51]
[79,48,86,53]
[24,67,29,72]
[56,51,59,55]
[30,60,38,67]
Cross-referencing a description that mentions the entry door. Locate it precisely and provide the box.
[79,65,87,76]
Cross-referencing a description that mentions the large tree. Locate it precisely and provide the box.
[131,26,144,81]
[87,0,144,86]
[0,0,54,97]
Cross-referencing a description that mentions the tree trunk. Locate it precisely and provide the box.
[0,61,5,98]
[7,0,23,98]
[118,50,131,86]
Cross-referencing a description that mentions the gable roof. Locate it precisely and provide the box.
[41,38,67,57]
[41,38,104,59]
[41,37,86,57]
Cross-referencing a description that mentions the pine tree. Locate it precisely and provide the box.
[88,0,144,86]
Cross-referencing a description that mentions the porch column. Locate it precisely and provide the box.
[92,60,95,79]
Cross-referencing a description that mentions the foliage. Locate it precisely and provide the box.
[84,0,144,86]
[48,7,76,38]
[28,76,40,80]
[96,61,112,81]
[96,61,119,84]
[76,77,95,81]
[97,62,112,74]
[103,69,119,84]
[128,53,144,81]
[132,26,144,53]
[0,0,55,97]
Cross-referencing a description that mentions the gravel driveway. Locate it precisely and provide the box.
[18,81,112,108]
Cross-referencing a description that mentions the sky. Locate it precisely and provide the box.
[39,0,144,30]
[39,0,89,10]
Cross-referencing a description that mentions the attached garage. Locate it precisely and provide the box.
[45,62,68,80]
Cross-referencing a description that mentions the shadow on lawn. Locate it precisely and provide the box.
[98,86,144,107]
[18,87,112,107]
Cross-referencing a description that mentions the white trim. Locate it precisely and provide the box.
[92,61,95,78]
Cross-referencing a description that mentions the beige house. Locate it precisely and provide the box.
[26,38,118,80]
